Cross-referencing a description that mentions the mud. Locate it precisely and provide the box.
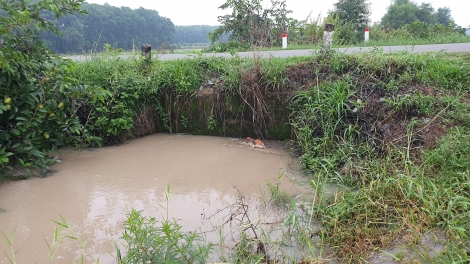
[367,230,448,263]
[0,134,315,263]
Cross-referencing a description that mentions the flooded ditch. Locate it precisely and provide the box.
[0,134,327,263]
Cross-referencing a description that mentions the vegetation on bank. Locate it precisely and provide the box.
[2,0,470,262]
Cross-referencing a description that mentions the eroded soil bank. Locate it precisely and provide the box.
[0,134,318,263]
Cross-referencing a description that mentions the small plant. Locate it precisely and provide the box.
[0,226,17,264]
[207,115,217,131]
[180,115,189,128]
[117,185,212,263]
[117,209,211,263]
[231,232,264,263]
[267,174,292,208]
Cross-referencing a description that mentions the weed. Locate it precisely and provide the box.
[0,226,17,264]
[267,174,292,208]
[180,115,189,128]
[207,115,217,131]
[1,214,99,264]
[117,209,211,264]
[117,185,212,263]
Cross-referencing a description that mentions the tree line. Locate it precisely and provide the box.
[40,3,176,53]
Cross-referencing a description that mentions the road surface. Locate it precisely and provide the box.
[66,42,470,62]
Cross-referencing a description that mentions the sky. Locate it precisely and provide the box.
[84,0,469,28]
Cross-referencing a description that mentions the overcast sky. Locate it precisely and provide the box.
[84,0,469,28]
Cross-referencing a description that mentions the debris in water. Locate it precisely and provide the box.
[254,139,264,146]
[238,137,266,149]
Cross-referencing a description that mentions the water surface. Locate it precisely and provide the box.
[0,134,311,263]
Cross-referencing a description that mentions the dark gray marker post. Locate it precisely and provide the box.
[141,44,152,60]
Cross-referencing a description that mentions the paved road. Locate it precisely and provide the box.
[66,42,470,62]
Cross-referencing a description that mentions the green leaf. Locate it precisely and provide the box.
[11,129,20,136]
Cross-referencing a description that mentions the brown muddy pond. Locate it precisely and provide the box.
[0,134,316,263]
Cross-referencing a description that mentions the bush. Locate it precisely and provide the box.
[203,41,250,53]
[0,0,105,179]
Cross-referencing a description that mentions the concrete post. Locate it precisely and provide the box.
[141,44,152,60]
[282,33,287,49]
[365,27,370,43]
[323,24,335,49]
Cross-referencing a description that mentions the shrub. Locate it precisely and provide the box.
[0,0,105,179]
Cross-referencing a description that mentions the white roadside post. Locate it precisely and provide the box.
[323,24,335,49]
[282,33,287,49]
[365,27,370,43]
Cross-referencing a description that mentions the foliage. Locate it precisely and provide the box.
[330,0,371,35]
[425,127,470,178]
[211,0,296,47]
[71,55,161,145]
[267,175,292,208]
[204,40,250,53]
[0,0,106,179]
[277,11,359,47]
[365,20,470,46]
[40,2,175,54]
[381,0,457,29]
[2,36,470,262]
[118,210,210,263]
[118,188,212,264]
[437,7,453,27]
[290,77,359,176]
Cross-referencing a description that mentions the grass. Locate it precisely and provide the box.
[285,50,470,262]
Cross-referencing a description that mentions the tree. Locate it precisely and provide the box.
[211,0,296,46]
[331,0,371,33]
[0,0,106,178]
[381,0,420,29]
[416,3,436,24]
[381,0,443,29]
[437,7,453,26]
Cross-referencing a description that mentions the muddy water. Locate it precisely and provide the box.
[0,134,314,263]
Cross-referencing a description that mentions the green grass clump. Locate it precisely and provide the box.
[117,209,211,264]
[290,77,362,179]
